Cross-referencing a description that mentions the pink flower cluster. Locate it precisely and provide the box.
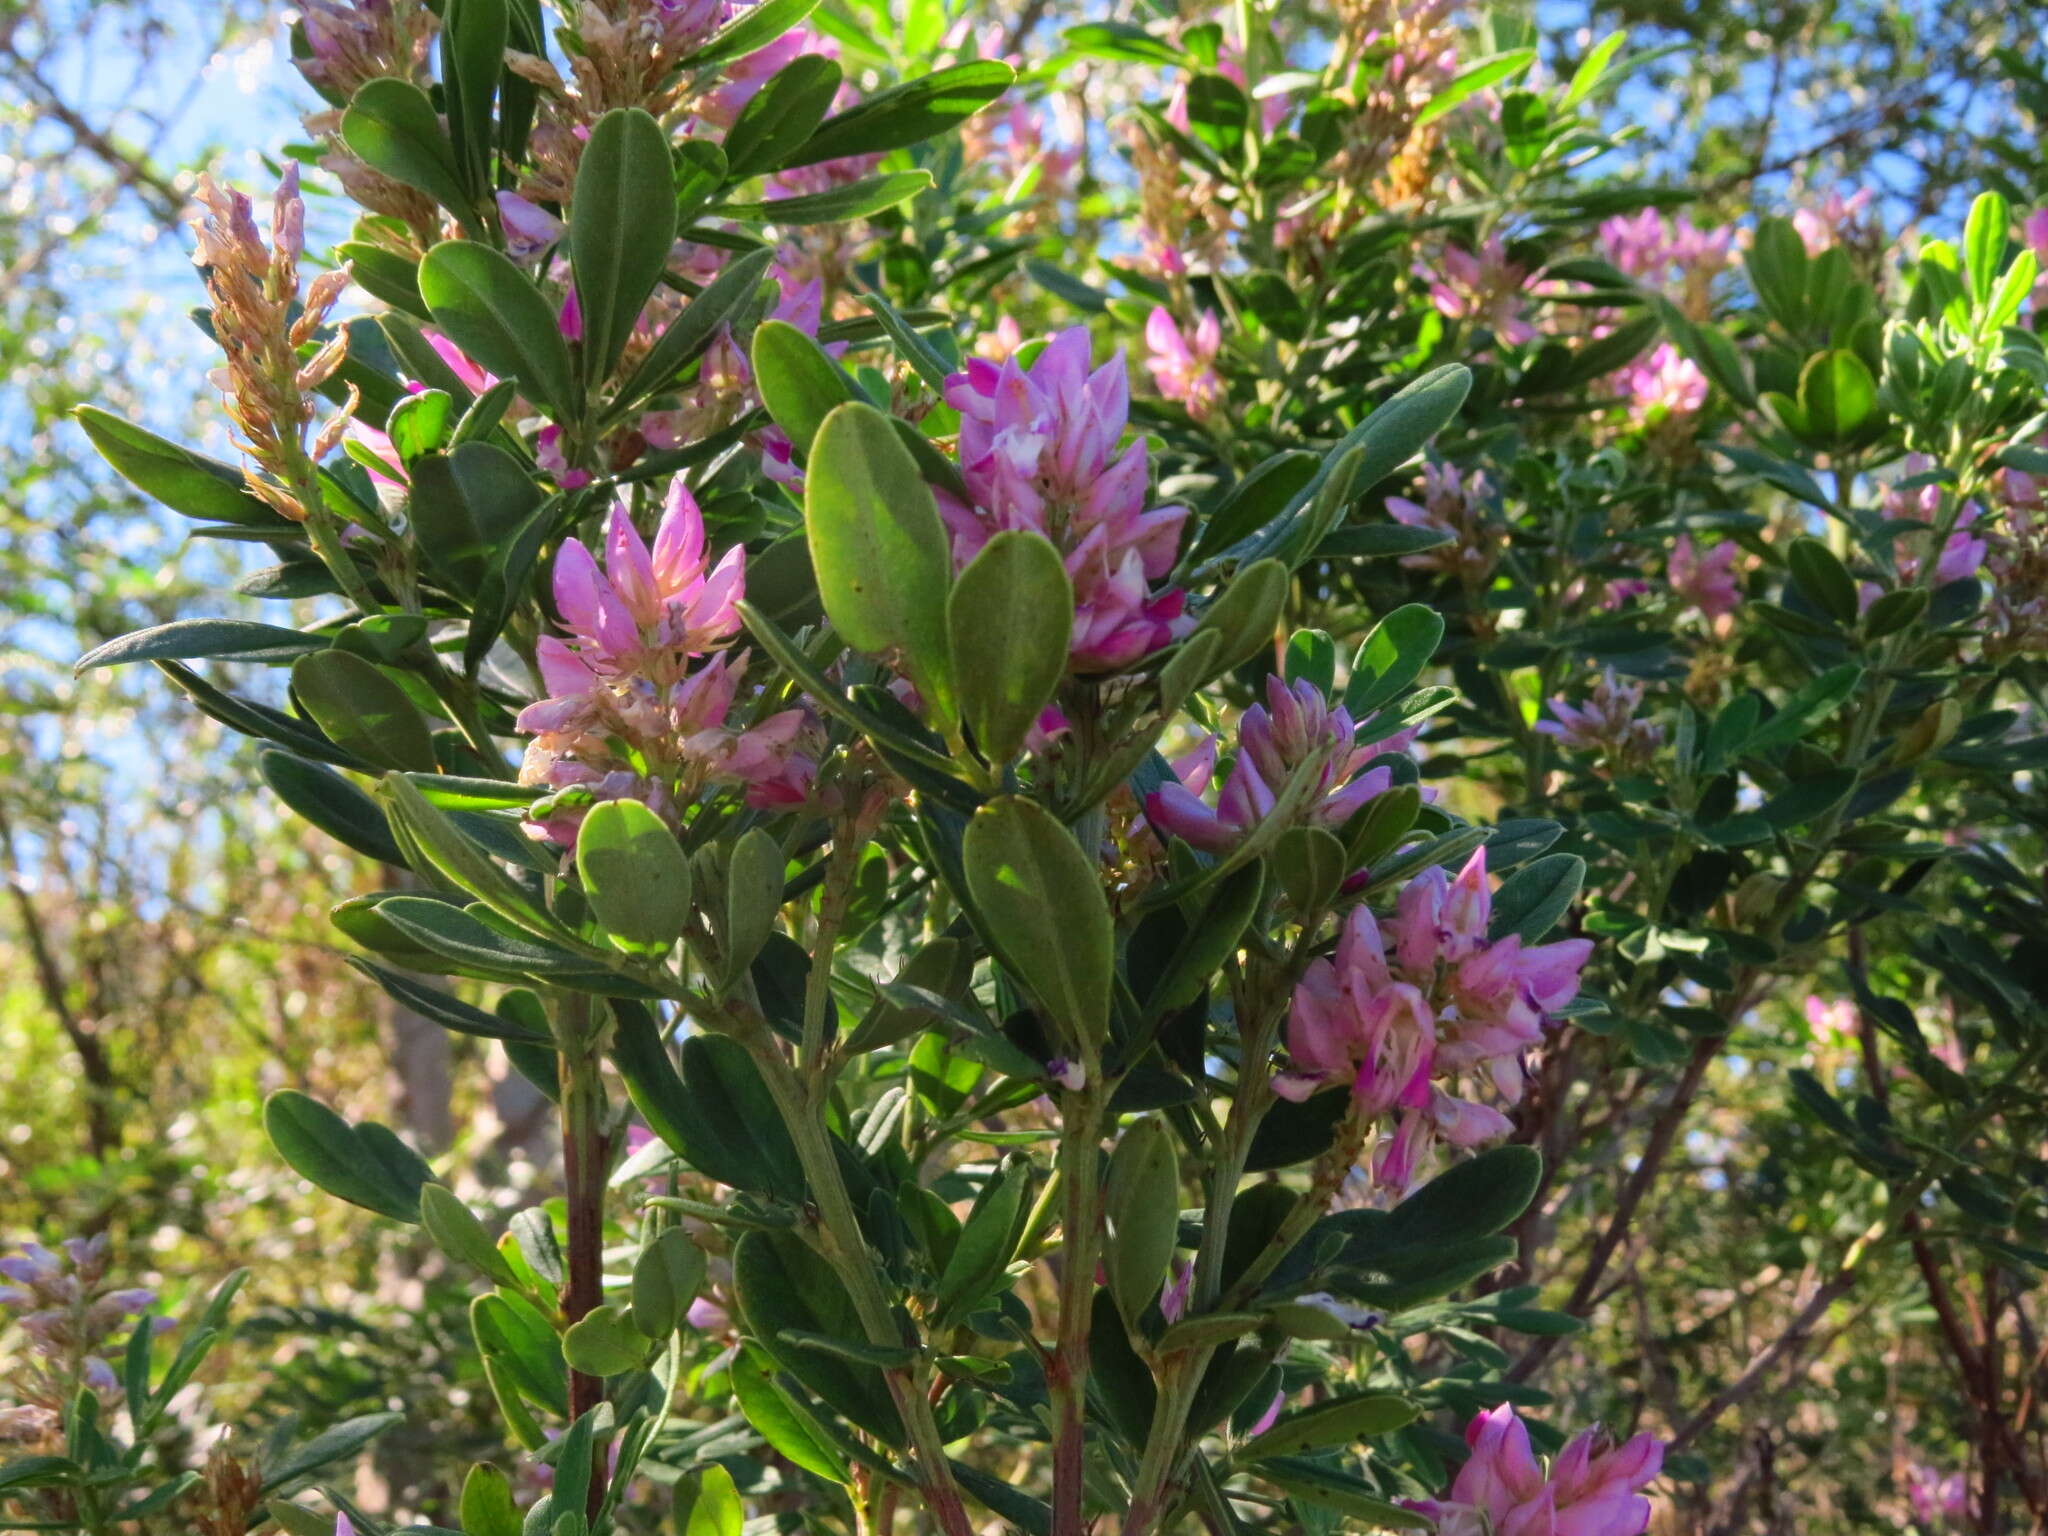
[517,479,816,842]
[1386,461,1499,584]
[1880,453,1986,589]
[941,328,1193,671]
[1600,209,1735,284]
[1792,188,1875,256]
[1408,1405,1663,1536]
[1276,849,1592,1192]
[2028,209,2048,314]
[0,1236,162,1445]
[1538,669,1664,769]
[1144,676,1402,854]
[1143,307,1224,419]
[1422,238,1537,347]
[1618,342,1708,429]
[1906,1461,1968,1528]
[1986,468,2048,657]
[1668,532,1741,620]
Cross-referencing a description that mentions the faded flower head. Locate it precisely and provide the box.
[190,166,357,523]
[941,327,1193,671]
[1144,675,1405,854]
[1143,307,1224,420]
[1,1236,163,1447]
[295,0,437,99]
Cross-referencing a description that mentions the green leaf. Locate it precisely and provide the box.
[76,618,323,673]
[1254,1459,1429,1526]
[1104,1117,1180,1327]
[472,1291,569,1417]
[460,1464,523,1536]
[349,958,553,1044]
[611,1003,806,1199]
[1342,605,1443,718]
[262,752,404,863]
[753,319,858,454]
[1746,217,1810,333]
[724,169,934,225]
[733,1229,904,1443]
[631,1229,706,1337]
[341,79,475,226]
[1190,450,1319,563]
[677,0,822,67]
[1485,853,1583,943]
[1191,558,1288,680]
[948,531,1073,763]
[1561,31,1626,106]
[438,0,506,199]
[617,246,774,406]
[563,1303,651,1376]
[1742,663,1864,753]
[1382,1145,1541,1249]
[934,1156,1032,1326]
[1240,1393,1417,1460]
[730,1346,853,1484]
[264,1090,433,1222]
[722,826,786,983]
[804,400,956,710]
[418,240,576,412]
[859,287,955,395]
[408,441,545,592]
[380,773,564,937]
[421,1185,518,1285]
[782,61,1013,169]
[1796,349,1878,442]
[259,1412,405,1494]
[1417,48,1535,125]
[685,1463,746,1536]
[1787,535,1859,625]
[962,796,1113,1049]
[573,108,679,387]
[723,55,844,178]
[74,406,292,527]
[1963,190,2011,310]
[291,650,439,773]
[576,798,693,952]
[370,895,597,980]
[386,389,454,462]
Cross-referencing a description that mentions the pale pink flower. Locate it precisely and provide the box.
[497,191,564,259]
[1144,307,1224,418]
[1408,1405,1662,1536]
[1668,533,1741,619]
[1537,669,1663,768]
[1618,342,1708,427]
[942,327,1193,670]
[1143,676,1401,853]
[1792,188,1874,255]
[1880,454,1986,587]
[1421,238,1537,346]
[1906,1462,1968,1528]
[1385,462,1498,583]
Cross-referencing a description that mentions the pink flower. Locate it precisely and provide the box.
[516,482,819,840]
[1144,307,1224,418]
[1143,676,1401,853]
[1792,188,1874,255]
[1906,1462,1968,1527]
[1599,210,1734,281]
[1537,669,1663,767]
[1880,454,1985,587]
[497,192,564,259]
[1618,342,1708,427]
[1385,461,1498,582]
[1668,533,1741,619]
[1274,850,1592,1193]
[1409,1406,1663,1536]
[2026,209,2048,313]
[536,479,745,685]
[941,327,1193,671]
[1421,238,1536,346]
